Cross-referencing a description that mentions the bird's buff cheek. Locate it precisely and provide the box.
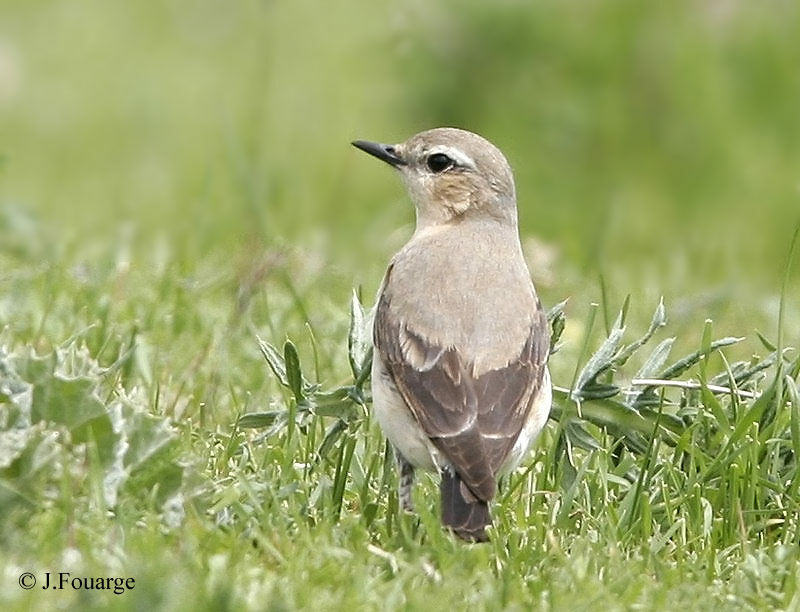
[436,183,472,215]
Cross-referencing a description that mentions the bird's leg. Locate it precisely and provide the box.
[395,450,416,512]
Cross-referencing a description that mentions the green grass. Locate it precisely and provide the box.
[2,256,799,611]
[2,0,800,610]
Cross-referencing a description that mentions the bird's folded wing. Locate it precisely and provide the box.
[374,292,549,502]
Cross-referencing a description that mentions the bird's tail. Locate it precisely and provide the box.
[440,469,491,542]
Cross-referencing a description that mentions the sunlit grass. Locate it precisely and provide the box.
[2,0,800,609]
[1,229,799,610]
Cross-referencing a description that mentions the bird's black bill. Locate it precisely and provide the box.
[351,140,406,167]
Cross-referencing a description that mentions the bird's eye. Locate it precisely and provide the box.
[426,153,454,174]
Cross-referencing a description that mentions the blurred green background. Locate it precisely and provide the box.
[2,2,800,608]
[1,0,799,372]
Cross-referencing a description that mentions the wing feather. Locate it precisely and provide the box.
[374,287,549,502]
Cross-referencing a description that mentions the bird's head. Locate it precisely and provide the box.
[353,128,518,228]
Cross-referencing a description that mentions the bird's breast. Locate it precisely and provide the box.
[383,225,538,374]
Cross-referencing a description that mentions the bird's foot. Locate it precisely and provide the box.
[397,453,416,513]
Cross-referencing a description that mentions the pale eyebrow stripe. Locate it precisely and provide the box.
[428,145,476,169]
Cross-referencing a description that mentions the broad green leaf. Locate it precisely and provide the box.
[348,290,371,380]
[258,337,289,387]
[238,411,284,429]
[572,325,625,400]
[613,298,667,368]
[658,337,743,380]
[284,340,304,403]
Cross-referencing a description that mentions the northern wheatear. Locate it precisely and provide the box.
[352,128,551,542]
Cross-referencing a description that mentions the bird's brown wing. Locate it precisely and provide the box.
[374,287,550,502]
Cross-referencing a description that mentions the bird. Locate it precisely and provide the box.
[351,127,551,542]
